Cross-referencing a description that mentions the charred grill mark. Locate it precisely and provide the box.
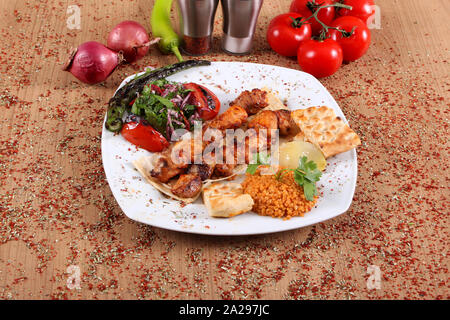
[171,174,202,198]
[187,163,214,181]
[200,86,216,110]
[150,157,184,183]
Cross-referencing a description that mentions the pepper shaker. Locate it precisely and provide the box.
[178,0,219,55]
[221,0,264,55]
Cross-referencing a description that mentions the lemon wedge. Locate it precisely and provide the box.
[278,140,327,171]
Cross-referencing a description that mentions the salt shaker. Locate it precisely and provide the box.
[178,0,219,55]
[221,0,264,55]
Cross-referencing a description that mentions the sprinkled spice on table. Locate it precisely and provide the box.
[0,0,448,300]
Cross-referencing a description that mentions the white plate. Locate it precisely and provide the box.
[101,62,357,236]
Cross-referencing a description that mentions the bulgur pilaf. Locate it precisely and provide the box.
[242,171,318,219]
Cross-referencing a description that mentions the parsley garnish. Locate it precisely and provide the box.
[246,153,322,201]
[276,156,322,201]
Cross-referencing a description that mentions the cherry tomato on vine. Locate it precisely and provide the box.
[297,38,343,78]
[183,83,221,121]
[336,0,375,25]
[267,13,312,57]
[328,16,371,62]
[289,0,335,35]
[121,121,169,152]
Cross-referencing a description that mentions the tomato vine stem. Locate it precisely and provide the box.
[303,3,354,40]
[290,16,307,28]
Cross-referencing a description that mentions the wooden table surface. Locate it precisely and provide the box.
[0,0,448,300]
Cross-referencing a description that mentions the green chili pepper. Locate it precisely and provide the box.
[151,0,184,62]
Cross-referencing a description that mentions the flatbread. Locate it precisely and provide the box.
[203,182,254,218]
[291,106,361,158]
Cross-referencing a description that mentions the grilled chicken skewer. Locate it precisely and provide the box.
[149,90,298,199]
[150,104,248,198]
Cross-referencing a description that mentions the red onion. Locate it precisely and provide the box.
[107,21,156,63]
[64,41,122,84]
